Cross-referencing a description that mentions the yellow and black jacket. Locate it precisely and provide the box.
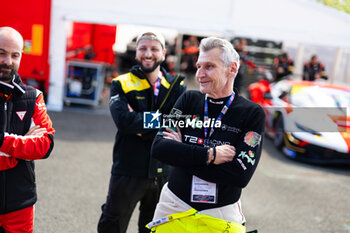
[109,65,186,178]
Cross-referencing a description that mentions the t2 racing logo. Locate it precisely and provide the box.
[183,135,230,147]
[183,135,204,145]
[143,110,162,129]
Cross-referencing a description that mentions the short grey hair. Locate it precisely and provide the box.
[199,37,240,69]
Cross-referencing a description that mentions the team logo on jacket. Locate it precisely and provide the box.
[143,110,161,129]
[238,151,256,165]
[35,102,46,110]
[244,131,261,147]
[127,80,141,88]
[110,94,120,104]
[183,135,204,145]
[221,124,241,133]
[16,111,27,121]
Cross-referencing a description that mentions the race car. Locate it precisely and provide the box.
[248,79,350,164]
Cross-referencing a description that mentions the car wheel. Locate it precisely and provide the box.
[274,115,285,149]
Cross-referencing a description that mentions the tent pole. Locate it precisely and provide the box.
[330,48,343,84]
[294,43,305,80]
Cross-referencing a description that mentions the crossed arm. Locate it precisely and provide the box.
[0,93,55,171]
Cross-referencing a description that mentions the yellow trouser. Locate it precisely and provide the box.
[147,208,246,233]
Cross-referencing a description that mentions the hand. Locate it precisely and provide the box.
[211,145,236,165]
[163,127,182,142]
[25,125,47,137]
[277,67,284,74]
[128,104,134,112]
[126,104,141,136]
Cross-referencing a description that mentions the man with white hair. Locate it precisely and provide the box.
[0,27,55,232]
[149,37,265,231]
[98,31,186,233]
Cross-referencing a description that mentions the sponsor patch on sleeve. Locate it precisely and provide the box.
[238,151,256,165]
[244,131,261,148]
[110,94,120,104]
[237,158,247,170]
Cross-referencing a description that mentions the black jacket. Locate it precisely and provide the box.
[303,62,327,81]
[152,90,265,210]
[109,66,186,178]
[0,74,54,214]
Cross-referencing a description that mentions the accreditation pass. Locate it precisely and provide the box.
[191,175,217,204]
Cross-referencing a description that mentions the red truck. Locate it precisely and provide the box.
[1,0,116,99]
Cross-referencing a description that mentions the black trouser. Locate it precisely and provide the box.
[97,175,166,233]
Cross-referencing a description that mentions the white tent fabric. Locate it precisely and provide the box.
[231,0,350,48]
[47,0,350,110]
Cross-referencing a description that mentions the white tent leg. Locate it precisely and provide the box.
[330,48,343,84]
[294,43,305,79]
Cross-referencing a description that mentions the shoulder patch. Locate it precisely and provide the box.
[244,131,261,147]
[117,73,150,94]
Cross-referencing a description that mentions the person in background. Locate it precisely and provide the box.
[303,55,327,81]
[233,38,256,93]
[0,26,55,233]
[84,45,97,60]
[182,35,200,73]
[97,31,186,233]
[164,55,177,75]
[274,52,294,82]
[148,37,265,232]
[248,67,273,105]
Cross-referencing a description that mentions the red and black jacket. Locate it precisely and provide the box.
[0,74,55,214]
[303,62,327,81]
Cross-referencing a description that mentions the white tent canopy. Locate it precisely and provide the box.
[47,0,350,110]
[231,0,350,48]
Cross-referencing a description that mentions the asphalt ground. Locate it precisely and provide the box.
[33,83,350,233]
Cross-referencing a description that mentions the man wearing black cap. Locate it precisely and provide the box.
[98,31,186,233]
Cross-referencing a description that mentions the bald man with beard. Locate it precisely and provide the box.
[0,27,23,82]
[0,27,55,233]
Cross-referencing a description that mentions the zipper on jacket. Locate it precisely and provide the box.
[158,75,181,111]
[4,102,7,129]
[1,102,8,212]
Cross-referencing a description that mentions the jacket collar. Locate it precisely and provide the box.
[0,73,26,96]
[130,65,149,80]
[130,65,184,84]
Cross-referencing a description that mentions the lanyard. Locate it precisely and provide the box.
[203,92,235,146]
[153,73,162,104]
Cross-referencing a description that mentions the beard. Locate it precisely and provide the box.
[136,58,163,74]
[0,64,16,82]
